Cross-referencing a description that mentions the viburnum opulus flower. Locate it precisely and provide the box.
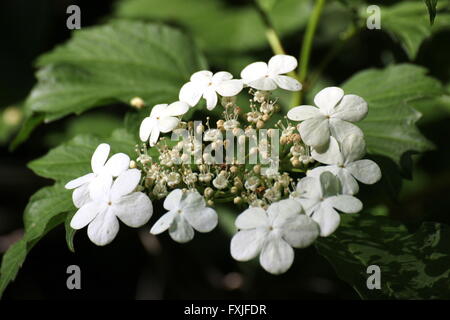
[230,199,319,274]
[179,71,243,110]
[309,134,382,195]
[293,172,362,237]
[70,169,153,246]
[65,143,130,208]
[139,101,189,146]
[240,54,302,91]
[150,189,218,243]
[287,86,368,148]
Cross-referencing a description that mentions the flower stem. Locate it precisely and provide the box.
[292,0,326,107]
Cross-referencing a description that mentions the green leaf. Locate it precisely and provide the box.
[28,129,136,184]
[379,1,450,59]
[0,185,74,297]
[341,64,443,166]
[114,0,311,54]
[15,20,207,147]
[424,0,438,24]
[316,209,450,299]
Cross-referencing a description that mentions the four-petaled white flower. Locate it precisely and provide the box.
[293,172,362,237]
[230,199,319,274]
[179,71,243,110]
[287,87,368,148]
[150,189,218,243]
[70,169,153,246]
[139,101,189,146]
[65,143,130,208]
[240,55,302,91]
[309,134,382,195]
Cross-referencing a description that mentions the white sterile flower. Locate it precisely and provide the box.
[294,172,362,237]
[70,169,153,246]
[179,71,243,110]
[240,55,302,91]
[230,199,319,274]
[287,87,368,148]
[65,143,130,208]
[150,189,218,243]
[139,101,189,146]
[308,134,382,195]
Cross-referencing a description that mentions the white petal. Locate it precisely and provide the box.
[203,87,218,110]
[110,169,141,200]
[259,235,294,274]
[235,207,269,229]
[149,127,160,146]
[332,94,368,122]
[347,159,382,185]
[190,70,213,83]
[184,207,218,233]
[164,189,183,211]
[180,191,206,214]
[247,78,277,91]
[65,173,94,189]
[311,203,341,237]
[296,176,322,199]
[282,214,319,248]
[336,168,359,195]
[113,192,153,227]
[268,54,297,75]
[287,105,321,121]
[158,116,180,133]
[267,199,302,227]
[215,79,243,97]
[179,81,203,107]
[341,134,366,163]
[325,195,362,213]
[307,165,339,180]
[91,143,110,174]
[150,211,176,235]
[273,75,302,91]
[212,71,233,84]
[150,104,168,118]
[70,201,103,230]
[89,174,113,201]
[298,117,330,147]
[240,61,268,82]
[72,183,91,208]
[87,208,119,246]
[103,153,130,177]
[230,229,267,261]
[311,136,342,165]
[169,215,194,243]
[139,117,155,142]
[166,101,189,117]
[329,118,363,143]
[314,87,344,114]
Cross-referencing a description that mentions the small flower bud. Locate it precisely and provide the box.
[129,160,137,169]
[130,97,145,109]
[207,200,214,206]
[233,197,242,205]
[204,187,214,198]
[256,120,265,129]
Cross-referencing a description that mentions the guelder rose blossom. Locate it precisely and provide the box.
[150,189,218,243]
[65,143,130,208]
[70,169,153,246]
[230,199,319,274]
[179,71,243,110]
[240,55,302,91]
[139,101,189,146]
[309,134,382,195]
[293,172,362,237]
[287,87,368,148]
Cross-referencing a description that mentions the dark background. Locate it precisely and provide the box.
[0,0,449,299]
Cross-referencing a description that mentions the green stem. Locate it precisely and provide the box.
[256,2,298,80]
[293,0,326,107]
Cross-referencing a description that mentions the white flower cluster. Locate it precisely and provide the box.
[64,55,381,275]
